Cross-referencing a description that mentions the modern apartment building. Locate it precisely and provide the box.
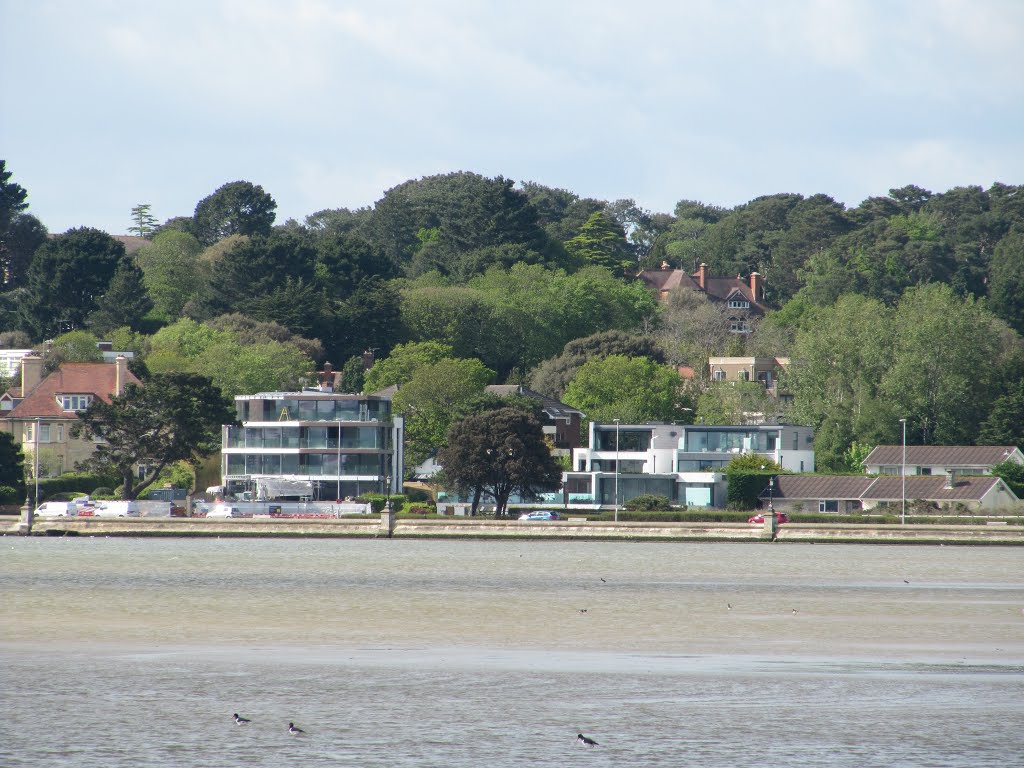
[562,421,815,509]
[221,389,403,501]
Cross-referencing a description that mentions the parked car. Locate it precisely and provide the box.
[748,512,789,524]
[33,501,81,518]
[93,501,140,518]
[206,504,244,518]
[518,511,561,521]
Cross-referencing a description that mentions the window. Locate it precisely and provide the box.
[59,394,92,411]
[713,369,726,381]
[738,370,749,381]
[728,319,750,333]
[728,298,750,309]
[819,500,839,513]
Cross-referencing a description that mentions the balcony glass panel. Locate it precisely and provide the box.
[226,454,245,475]
[244,427,263,448]
[305,427,329,448]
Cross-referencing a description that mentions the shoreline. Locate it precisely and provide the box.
[5,514,1023,544]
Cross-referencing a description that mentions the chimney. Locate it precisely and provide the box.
[750,271,762,303]
[697,263,707,290]
[21,355,43,394]
[320,362,334,392]
[114,355,128,396]
[362,349,376,370]
[944,470,955,490]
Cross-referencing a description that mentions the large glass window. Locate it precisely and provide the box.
[596,429,651,451]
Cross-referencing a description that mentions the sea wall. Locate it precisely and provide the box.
[7,514,1023,544]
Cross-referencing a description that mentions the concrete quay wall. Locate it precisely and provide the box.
[7,514,1023,544]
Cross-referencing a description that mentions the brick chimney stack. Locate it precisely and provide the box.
[697,263,707,290]
[320,362,334,392]
[362,350,376,370]
[750,271,763,302]
[21,355,43,394]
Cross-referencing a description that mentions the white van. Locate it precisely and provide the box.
[93,500,140,518]
[206,503,243,518]
[34,501,80,518]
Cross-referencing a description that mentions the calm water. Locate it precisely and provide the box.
[2,538,1022,767]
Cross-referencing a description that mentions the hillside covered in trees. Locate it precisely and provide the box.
[1,160,1022,471]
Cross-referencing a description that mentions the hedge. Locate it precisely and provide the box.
[28,472,120,504]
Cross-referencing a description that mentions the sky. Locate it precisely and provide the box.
[3,0,1023,236]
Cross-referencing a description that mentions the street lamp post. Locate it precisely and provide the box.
[900,418,907,525]
[336,418,342,502]
[613,419,620,523]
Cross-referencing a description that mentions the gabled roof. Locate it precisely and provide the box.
[760,474,1016,504]
[703,278,759,307]
[6,362,140,420]
[863,445,1022,468]
[636,269,765,313]
[768,475,874,500]
[862,475,1008,503]
[637,269,701,294]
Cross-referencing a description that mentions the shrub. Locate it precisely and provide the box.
[0,485,21,504]
[623,494,673,512]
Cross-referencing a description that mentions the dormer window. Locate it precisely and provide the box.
[59,394,92,411]
[728,297,750,309]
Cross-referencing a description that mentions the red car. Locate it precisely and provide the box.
[748,512,789,524]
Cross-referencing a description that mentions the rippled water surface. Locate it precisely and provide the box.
[2,537,1022,767]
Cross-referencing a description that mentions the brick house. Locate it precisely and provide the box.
[637,262,766,334]
[0,355,139,478]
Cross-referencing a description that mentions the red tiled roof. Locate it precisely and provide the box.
[864,445,1021,468]
[6,362,140,420]
[636,269,765,312]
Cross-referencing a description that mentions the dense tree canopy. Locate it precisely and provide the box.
[192,180,277,245]
[3,162,1023,490]
[16,228,127,338]
[562,354,693,424]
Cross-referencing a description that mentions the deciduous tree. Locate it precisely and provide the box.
[71,373,237,500]
[438,407,562,516]
[562,354,691,423]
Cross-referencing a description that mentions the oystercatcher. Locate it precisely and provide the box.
[288,722,306,736]
[233,713,251,725]
[576,733,599,746]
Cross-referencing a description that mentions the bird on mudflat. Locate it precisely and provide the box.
[233,713,251,725]
[576,733,599,746]
[288,722,306,736]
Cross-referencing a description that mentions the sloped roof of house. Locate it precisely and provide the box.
[112,235,149,253]
[636,268,765,312]
[484,384,584,418]
[769,475,874,500]
[761,474,1014,504]
[637,269,701,294]
[864,445,1021,468]
[862,475,1007,502]
[6,362,140,420]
